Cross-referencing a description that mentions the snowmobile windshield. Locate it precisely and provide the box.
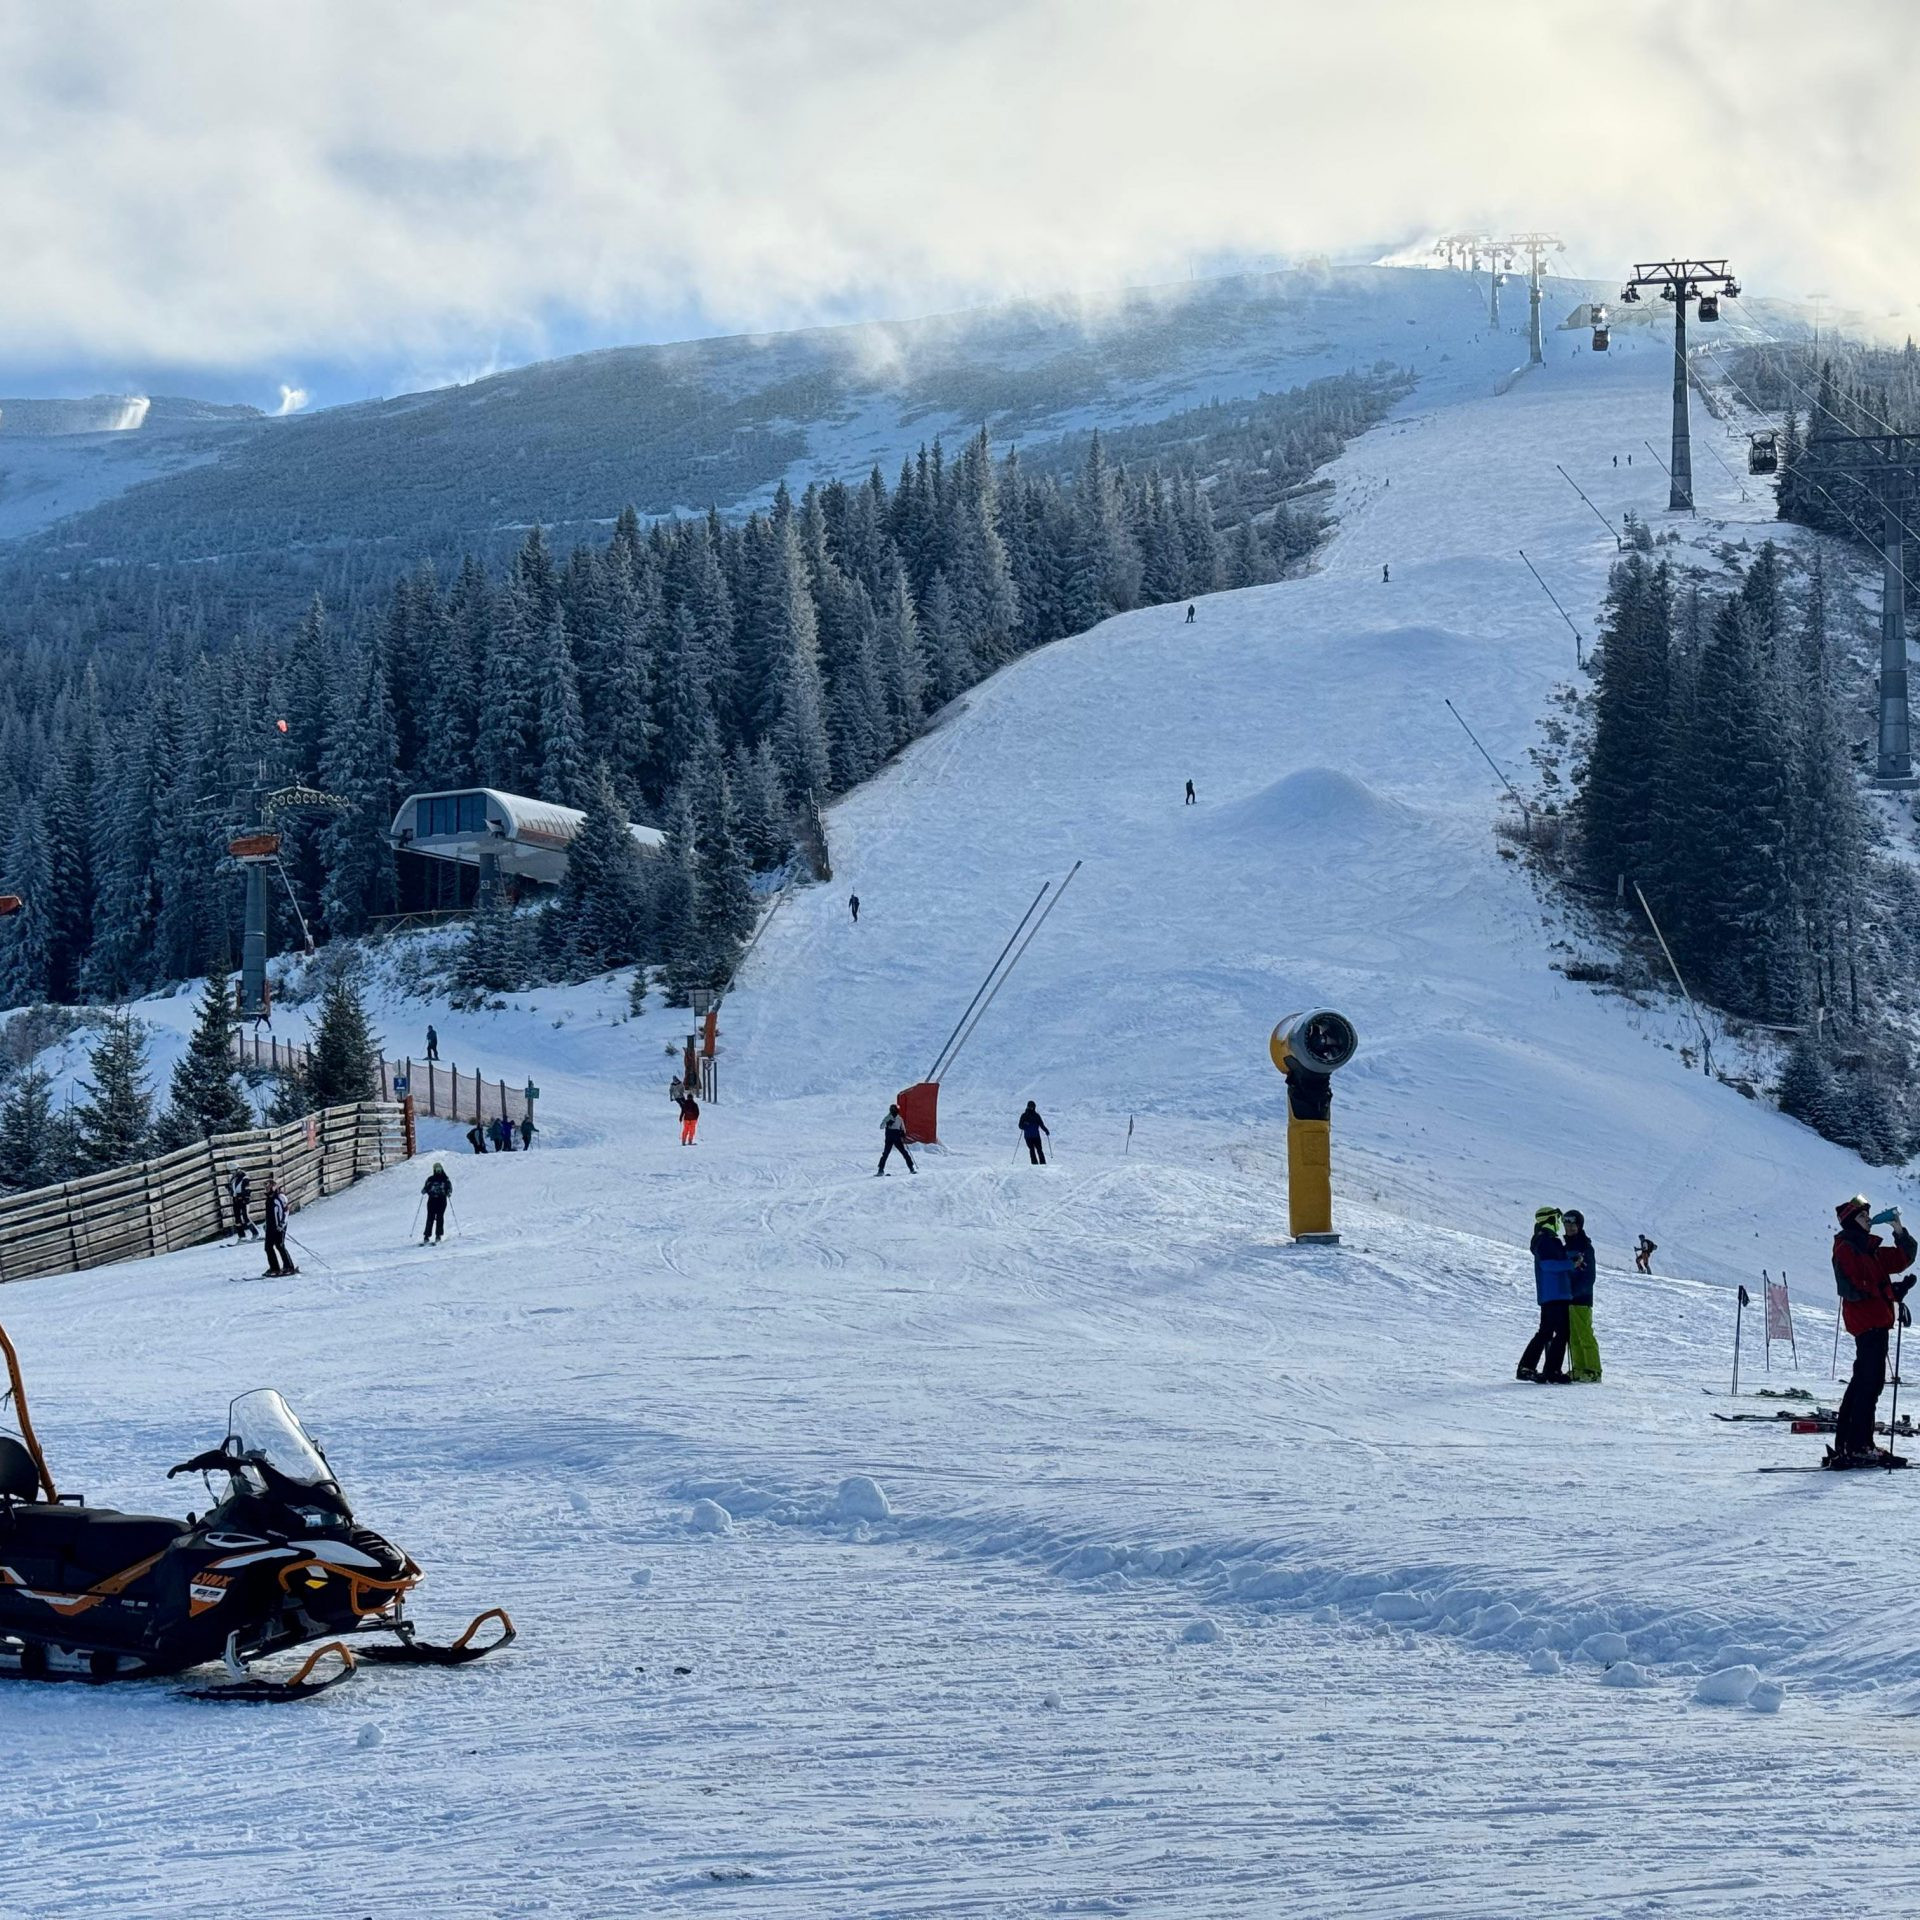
[226,1390,334,1488]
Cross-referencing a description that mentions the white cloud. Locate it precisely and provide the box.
[0,0,1915,374]
[275,383,309,415]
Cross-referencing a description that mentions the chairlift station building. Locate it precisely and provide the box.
[389,788,664,904]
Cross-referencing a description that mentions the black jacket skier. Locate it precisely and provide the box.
[227,1167,259,1241]
[850,894,860,924]
[425,1024,440,1061]
[467,1122,487,1155]
[263,1185,297,1277]
[421,1164,452,1243]
[878,1103,915,1176]
[1018,1101,1050,1165]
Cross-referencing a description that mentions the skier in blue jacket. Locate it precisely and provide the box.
[1516,1206,1573,1383]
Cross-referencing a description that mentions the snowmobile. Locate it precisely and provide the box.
[0,1322,513,1700]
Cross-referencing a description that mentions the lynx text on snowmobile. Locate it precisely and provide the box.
[0,1323,513,1700]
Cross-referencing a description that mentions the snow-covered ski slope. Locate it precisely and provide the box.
[11,294,1920,1920]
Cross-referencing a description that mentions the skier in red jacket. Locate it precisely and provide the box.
[1831,1195,1917,1467]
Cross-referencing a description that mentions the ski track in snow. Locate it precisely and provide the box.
[9,298,1919,1917]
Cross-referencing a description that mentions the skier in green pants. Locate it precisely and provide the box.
[1563,1209,1602,1381]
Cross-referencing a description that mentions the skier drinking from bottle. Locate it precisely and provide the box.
[1563,1209,1601,1382]
[1830,1196,1917,1467]
[1516,1207,1572,1383]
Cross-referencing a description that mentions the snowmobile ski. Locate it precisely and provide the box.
[185,1637,358,1702]
[356,1607,517,1667]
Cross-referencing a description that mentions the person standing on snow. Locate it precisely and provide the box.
[1516,1207,1572,1383]
[518,1113,536,1150]
[1563,1209,1602,1381]
[421,1162,453,1243]
[425,1023,440,1062]
[1382,564,1390,584]
[1018,1101,1050,1166]
[263,1182,297,1277]
[466,1120,487,1155]
[678,1090,700,1146]
[1185,604,1196,624]
[850,894,860,924]
[1185,780,1196,805]
[1830,1196,1917,1466]
[227,1165,260,1242]
[878,1102,916,1176]
[1634,1233,1655,1274]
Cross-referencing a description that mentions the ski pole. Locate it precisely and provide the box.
[285,1231,334,1274]
[1888,1304,1908,1467]
[449,1200,462,1238]
[1833,1310,1843,1381]
[411,1197,424,1238]
[1731,1284,1749,1397]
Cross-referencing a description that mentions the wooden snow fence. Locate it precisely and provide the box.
[230,1030,531,1128]
[0,1101,408,1285]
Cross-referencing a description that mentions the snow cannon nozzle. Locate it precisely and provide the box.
[1269,1009,1358,1080]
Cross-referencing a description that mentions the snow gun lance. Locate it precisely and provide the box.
[1268,1010,1359,1245]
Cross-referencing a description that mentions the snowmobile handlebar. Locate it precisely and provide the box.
[168,1444,240,1479]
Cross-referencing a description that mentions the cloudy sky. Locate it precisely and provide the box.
[3,0,1915,410]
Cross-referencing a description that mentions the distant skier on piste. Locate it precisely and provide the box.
[421,1162,453,1244]
[678,1091,700,1146]
[1185,604,1196,624]
[1829,1195,1917,1468]
[878,1102,915,1176]
[849,894,860,924]
[426,1023,440,1061]
[227,1165,259,1242]
[1516,1207,1571,1383]
[1382,564,1390,584]
[1634,1233,1655,1274]
[1018,1101,1050,1166]
[466,1120,487,1155]
[1563,1209,1601,1382]
[1184,779,1196,805]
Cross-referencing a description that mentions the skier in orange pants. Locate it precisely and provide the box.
[677,1092,699,1145]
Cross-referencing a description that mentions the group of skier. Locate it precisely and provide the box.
[1518,1194,1920,1471]
[225,1165,296,1276]
[1517,1206,1601,1384]
[876,1099,1050,1175]
[466,1113,534,1153]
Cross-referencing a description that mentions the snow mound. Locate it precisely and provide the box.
[1581,1631,1631,1665]
[687,1498,732,1535]
[1527,1647,1563,1675]
[1693,1664,1760,1707]
[1211,766,1413,847]
[630,1567,653,1589]
[1598,1661,1654,1689]
[1749,1680,1786,1714]
[1177,1616,1223,1645]
[831,1474,891,1522]
[1372,1590,1428,1623]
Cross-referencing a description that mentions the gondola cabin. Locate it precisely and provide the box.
[1696,294,1720,322]
[1590,305,1610,351]
[1748,430,1779,475]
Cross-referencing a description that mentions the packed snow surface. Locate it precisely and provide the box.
[7,293,1918,1917]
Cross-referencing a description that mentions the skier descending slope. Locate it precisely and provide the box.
[1829,1196,1917,1468]
[420,1162,453,1244]
[1516,1208,1572,1384]
[877,1102,915,1176]
[1018,1101,1050,1166]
